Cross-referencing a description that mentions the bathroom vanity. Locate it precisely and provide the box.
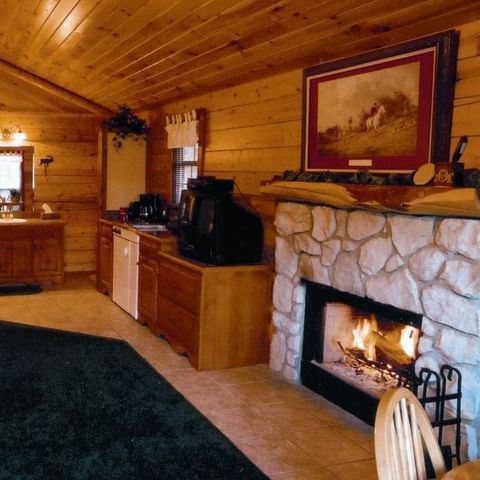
[0,219,65,285]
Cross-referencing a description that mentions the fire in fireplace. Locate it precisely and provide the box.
[301,281,423,425]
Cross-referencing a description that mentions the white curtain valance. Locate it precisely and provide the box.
[165,110,199,149]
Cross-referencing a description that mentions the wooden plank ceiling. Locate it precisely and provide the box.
[0,0,479,114]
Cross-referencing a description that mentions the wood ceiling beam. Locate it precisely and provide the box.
[0,56,112,116]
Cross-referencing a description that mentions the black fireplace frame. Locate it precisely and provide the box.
[301,281,423,425]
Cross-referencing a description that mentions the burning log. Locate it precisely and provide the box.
[339,330,414,380]
[369,331,413,370]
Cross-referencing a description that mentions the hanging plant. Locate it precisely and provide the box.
[100,104,151,150]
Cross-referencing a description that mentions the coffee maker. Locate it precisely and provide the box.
[138,193,164,223]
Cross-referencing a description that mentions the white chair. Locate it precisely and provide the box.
[375,387,447,480]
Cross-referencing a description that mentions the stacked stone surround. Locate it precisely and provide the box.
[270,201,480,459]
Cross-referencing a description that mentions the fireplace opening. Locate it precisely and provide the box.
[301,281,423,425]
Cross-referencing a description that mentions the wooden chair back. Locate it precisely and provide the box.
[375,387,447,480]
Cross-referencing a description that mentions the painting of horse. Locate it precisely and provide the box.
[303,30,458,172]
[366,105,386,131]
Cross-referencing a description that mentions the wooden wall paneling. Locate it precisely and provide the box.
[0,112,99,272]
[21,0,83,55]
[455,61,480,100]
[143,68,303,246]
[204,171,277,195]
[451,20,480,168]
[206,121,301,151]
[1,2,480,110]
[92,0,320,104]
[0,1,25,47]
[34,175,99,203]
[156,70,302,114]
[208,96,301,131]
[452,98,480,138]
[113,0,396,104]
[32,0,151,73]
[22,148,34,213]
[145,157,172,197]
[205,148,299,173]
[143,2,480,107]
[64,250,97,272]
[6,1,61,63]
[145,20,480,251]
[451,137,480,167]
[32,142,98,157]
[67,0,212,93]
[32,202,99,223]
[0,76,74,112]
[456,20,480,58]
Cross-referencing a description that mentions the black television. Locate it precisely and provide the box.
[177,176,263,265]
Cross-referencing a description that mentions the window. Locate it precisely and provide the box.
[0,152,23,203]
[172,145,198,203]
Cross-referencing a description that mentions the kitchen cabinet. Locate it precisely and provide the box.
[156,251,272,370]
[0,221,65,285]
[97,221,113,295]
[98,219,173,300]
[138,236,159,329]
[137,233,173,330]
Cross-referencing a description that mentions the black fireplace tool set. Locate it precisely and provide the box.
[401,365,463,468]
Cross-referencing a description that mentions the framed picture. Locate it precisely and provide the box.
[302,30,458,173]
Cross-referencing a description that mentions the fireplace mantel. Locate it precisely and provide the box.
[260,181,480,218]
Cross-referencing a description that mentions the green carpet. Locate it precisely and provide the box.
[0,321,267,479]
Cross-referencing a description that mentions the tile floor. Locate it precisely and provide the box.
[0,273,378,479]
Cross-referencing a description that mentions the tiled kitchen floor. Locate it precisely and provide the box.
[0,273,378,479]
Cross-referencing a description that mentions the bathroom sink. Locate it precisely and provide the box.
[0,218,27,223]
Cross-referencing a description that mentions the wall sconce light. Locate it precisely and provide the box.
[1,125,26,141]
[40,155,54,176]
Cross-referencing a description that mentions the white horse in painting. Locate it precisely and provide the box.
[366,104,386,131]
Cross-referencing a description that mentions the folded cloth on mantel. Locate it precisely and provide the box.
[260,181,480,218]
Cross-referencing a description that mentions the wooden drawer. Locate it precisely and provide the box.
[157,258,201,314]
[140,236,159,258]
[157,294,198,356]
[33,227,62,245]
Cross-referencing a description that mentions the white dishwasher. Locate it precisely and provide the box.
[112,226,139,319]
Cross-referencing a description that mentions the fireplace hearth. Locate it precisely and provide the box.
[301,281,422,425]
[268,199,480,460]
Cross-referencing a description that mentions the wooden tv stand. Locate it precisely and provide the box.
[151,249,272,371]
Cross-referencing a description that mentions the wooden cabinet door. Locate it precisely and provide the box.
[157,294,198,360]
[34,244,62,274]
[0,241,12,278]
[98,233,113,295]
[12,239,33,276]
[157,259,201,314]
[156,256,201,363]
[33,228,63,275]
[138,254,159,330]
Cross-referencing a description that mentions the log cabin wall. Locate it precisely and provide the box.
[144,19,480,250]
[0,113,99,272]
[144,70,302,249]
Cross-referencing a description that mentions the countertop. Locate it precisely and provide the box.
[0,218,66,227]
[100,218,173,241]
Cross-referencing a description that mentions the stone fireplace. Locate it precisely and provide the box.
[265,184,480,461]
[301,280,423,425]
